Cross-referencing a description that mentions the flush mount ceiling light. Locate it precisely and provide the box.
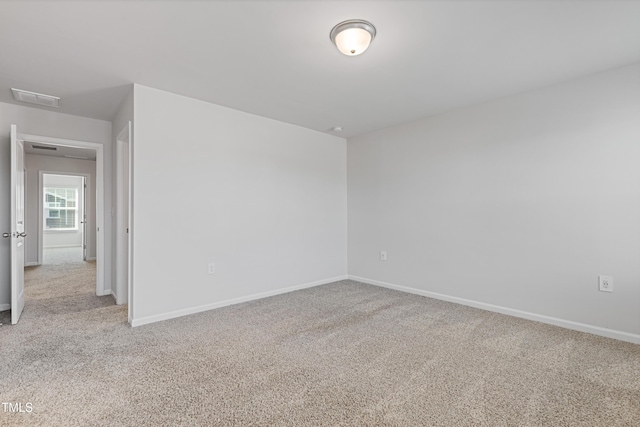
[11,88,60,108]
[330,19,376,56]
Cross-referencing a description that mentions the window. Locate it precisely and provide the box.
[44,188,78,230]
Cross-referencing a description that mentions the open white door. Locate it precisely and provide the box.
[82,176,87,261]
[10,124,26,324]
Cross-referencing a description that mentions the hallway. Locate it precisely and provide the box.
[0,247,119,324]
[42,246,85,265]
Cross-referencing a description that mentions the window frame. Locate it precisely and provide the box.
[43,186,79,231]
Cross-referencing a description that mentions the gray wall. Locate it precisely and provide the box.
[348,64,640,336]
[0,102,112,308]
[132,85,347,324]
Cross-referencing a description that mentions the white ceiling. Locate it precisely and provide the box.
[0,1,638,138]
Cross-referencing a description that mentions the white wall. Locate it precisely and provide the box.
[0,102,112,308]
[112,88,133,148]
[24,158,96,261]
[43,230,82,248]
[348,64,640,339]
[131,85,347,324]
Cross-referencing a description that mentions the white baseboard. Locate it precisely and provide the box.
[44,245,83,249]
[131,275,349,327]
[86,257,96,261]
[349,275,640,345]
[24,261,39,267]
[0,303,10,311]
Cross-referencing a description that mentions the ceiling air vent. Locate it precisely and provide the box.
[31,144,57,151]
[11,88,60,108]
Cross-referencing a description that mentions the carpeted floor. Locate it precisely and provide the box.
[0,261,639,426]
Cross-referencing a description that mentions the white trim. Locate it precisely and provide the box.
[0,303,10,311]
[22,133,104,296]
[43,245,83,249]
[349,275,640,345]
[86,256,96,261]
[24,262,39,267]
[131,275,348,327]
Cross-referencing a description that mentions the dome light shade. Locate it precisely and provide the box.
[330,19,376,56]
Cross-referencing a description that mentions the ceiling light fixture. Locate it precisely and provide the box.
[330,19,376,56]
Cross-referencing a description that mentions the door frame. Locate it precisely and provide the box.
[116,122,133,321]
[38,171,91,263]
[21,133,106,296]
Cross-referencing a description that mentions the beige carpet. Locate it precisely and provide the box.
[0,263,639,426]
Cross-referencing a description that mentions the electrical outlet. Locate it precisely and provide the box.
[380,251,387,261]
[598,275,613,293]
[208,263,216,275]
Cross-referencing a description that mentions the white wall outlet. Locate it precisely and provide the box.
[598,275,613,293]
[208,263,216,275]
[380,251,387,261]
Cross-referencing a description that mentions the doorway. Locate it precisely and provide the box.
[7,128,109,325]
[21,133,106,296]
[39,173,90,265]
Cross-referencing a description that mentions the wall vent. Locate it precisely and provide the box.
[32,144,58,151]
[11,88,60,108]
